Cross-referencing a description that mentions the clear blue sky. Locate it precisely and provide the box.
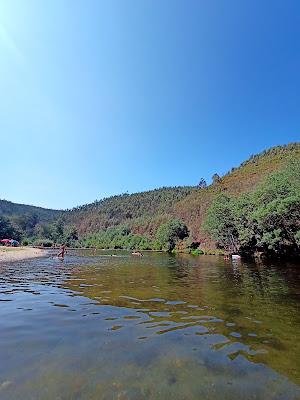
[0,0,299,209]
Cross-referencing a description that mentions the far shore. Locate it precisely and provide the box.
[0,247,48,263]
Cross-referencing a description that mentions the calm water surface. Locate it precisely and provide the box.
[0,251,300,399]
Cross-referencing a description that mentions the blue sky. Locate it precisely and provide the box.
[0,0,299,209]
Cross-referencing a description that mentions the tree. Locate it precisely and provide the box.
[198,178,207,189]
[34,223,53,239]
[203,194,239,252]
[51,218,65,242]
[212,173,221,184]
[203,160,300,257]
[156,219,189,251]
[11,213,39,237]
[0,216,20,240]
[64,226,78,243]
[245,160,300,255]
[25,213,39,235]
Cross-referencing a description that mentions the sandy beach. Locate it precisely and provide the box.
[0,247,47,263]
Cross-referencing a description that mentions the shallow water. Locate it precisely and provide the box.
[0,251,300,399]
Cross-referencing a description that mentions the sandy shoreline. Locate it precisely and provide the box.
[0,247,48,263]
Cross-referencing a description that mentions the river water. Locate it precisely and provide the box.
[0,250,299,399]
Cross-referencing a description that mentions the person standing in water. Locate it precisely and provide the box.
[57,243,66,258]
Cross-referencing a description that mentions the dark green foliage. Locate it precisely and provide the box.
[33,239,54,247]
[51,218,65,242]
[80,221,189,252]
[212,173,221,184]
[11,213,39,236]
[18,219,79,246]
[0,216,21,240]
[35,220,78,246]
[0,200,63,244]
[64,226,79,242]
[0,199,61,222]
[198,178,207,189]
[239,160,300,255]
[156,219,189,251]
[34,223,53,239]
[203,194,239,252]
[204,160,300,257]
[191,249,204,255]
[80,226,153,250]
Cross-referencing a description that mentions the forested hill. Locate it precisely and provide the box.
[66,142,300,242]
[174,142,300,242]
[0,199,62,222]
[1,142,299,253]
[67,187,197,236]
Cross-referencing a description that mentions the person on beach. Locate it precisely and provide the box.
[57,244,66,258]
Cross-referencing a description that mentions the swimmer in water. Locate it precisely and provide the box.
[57,244,66,258]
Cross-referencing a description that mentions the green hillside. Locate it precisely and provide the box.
[175,142,300,243]
[67,187,196,236]
[0,199,61,222]
[0,200,62,240]
[67,142,300,243]
[1,142,299,255]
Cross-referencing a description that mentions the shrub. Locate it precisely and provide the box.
[203,160,300,257]
[34,239,53,247]
[156,219,189,251]
[190,249,204,255]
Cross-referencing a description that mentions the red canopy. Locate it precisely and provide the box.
[0,239,11,243]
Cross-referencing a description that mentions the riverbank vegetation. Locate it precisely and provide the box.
[76,219,189,252]
[203,160,300,258]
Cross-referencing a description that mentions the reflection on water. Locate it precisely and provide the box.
[0,250,300,399]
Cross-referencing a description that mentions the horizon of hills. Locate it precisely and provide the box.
[1,142,300,245]
[0,199,61,222]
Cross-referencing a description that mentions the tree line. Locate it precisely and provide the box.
[0,214,78,247]
[203,160,300,258]
[78,219,189,251]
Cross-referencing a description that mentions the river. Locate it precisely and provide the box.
[0,250,299,399]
